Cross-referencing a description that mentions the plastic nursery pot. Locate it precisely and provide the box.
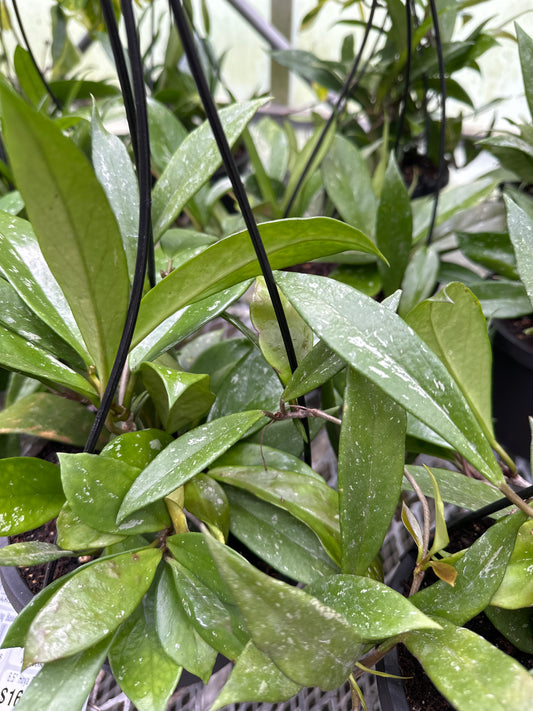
[0,537,229,687]
[491,316,533,461]
[376,548,416,711]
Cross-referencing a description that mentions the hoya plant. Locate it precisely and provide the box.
[0,3,532,711]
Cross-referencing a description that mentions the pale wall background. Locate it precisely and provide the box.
[11,0,533,130]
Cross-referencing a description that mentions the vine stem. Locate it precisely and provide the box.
[499,482,533,519]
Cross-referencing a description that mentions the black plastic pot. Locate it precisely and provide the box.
[491,317,533,460]
[0,537,229,687]
[376,548,416,711]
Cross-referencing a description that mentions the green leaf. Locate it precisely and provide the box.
[490,520,533,609]
[505,191,533,310]
[166,557,248,659]
[147,97,187,176]
[0,84,130,386]
[109,584,182,711]
[376,153,413,294]
[209,465,341,566]
[155,564,216,682]
[60,453,170,535]
[212,442,324,481]
[307,575,440,641]
[24,548,162,664]
[100,429,174,469]
[189,337,252,393]
[276,271,503,485]
[14,636,111,711]
[250,277,312,384]
[211,640,300,710]
[517,23,533,120]
[406,282,494,439]
[412,513,525,626]
[485,606,533,655]
[152,99,267,237]
[224,486,339,583]
[339,369,406,575]
[140,363,215,433]
[412,178,497,243]
[184,474,229,542]
[13,46,46,107]
[468,279,533,319]
[0,212,87,362]
[0,542,74,566]
[399,245,440,316]
[405,617,533,710]
[118,410,267,519]
[456,231,518,280]
[403,465,501,512]
[322,135,376,236]
[402,502,424,556]
[133,217,383,346]
[0,457,64,534]
[208,347,282,421]
[283,339,345,401]
[129,282,250,370]
[205,533,364,690]
[249,117,289,182]
[481,135,533,184]
[0,392,100,447]
[56,503,126,551]
[92,105,139,282]
[0,325,96,402]
[0,277,81,365]
[0,190,24,215]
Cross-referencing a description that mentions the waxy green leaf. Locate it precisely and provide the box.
[490,520,533,609]
[13,46,47,107]
[109,584,182,711]
[276,271,503,485]
[307,575,440,641]
[155,565,216,682]
[147,98,187,175]
[0,392,98,447]
[456,231,518,280]
[167,558,248,659]
[517,23,533,119]
[505,190,533,310]
[100,429,173,470]
[0,212,87,361]
[152,99,267,237]
[208,347,282,421]
[339,369,406,574]
[283,340,344,401]
[210,465,341,565]
[399,245,439,316]
[133,217,383,346]
[56,503,125,551]
[205,534,364,690]
[322,135,376,236]
[376,153,413,294]
[0,325,96,402]
[92,106,139,282]
[212,641,301,710]
[412,513,525,626]
[0,277,81,366]
[485,606,533,655]
[184,474,229,541]
[406,282,494,439]
[118,410,266,519]
[403,465,501,512]
[251,277,312,384]
[140,363,215,433]
[213,442,324,481]
[60,453,170,535]
[224,486,339,583]
[14,636,111,711]
[129,282,250,370]
[0,457,64,534]
[0,84,130,386]
[24,548,162,664]
[0,542,74,566]
[405,617,533,710]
